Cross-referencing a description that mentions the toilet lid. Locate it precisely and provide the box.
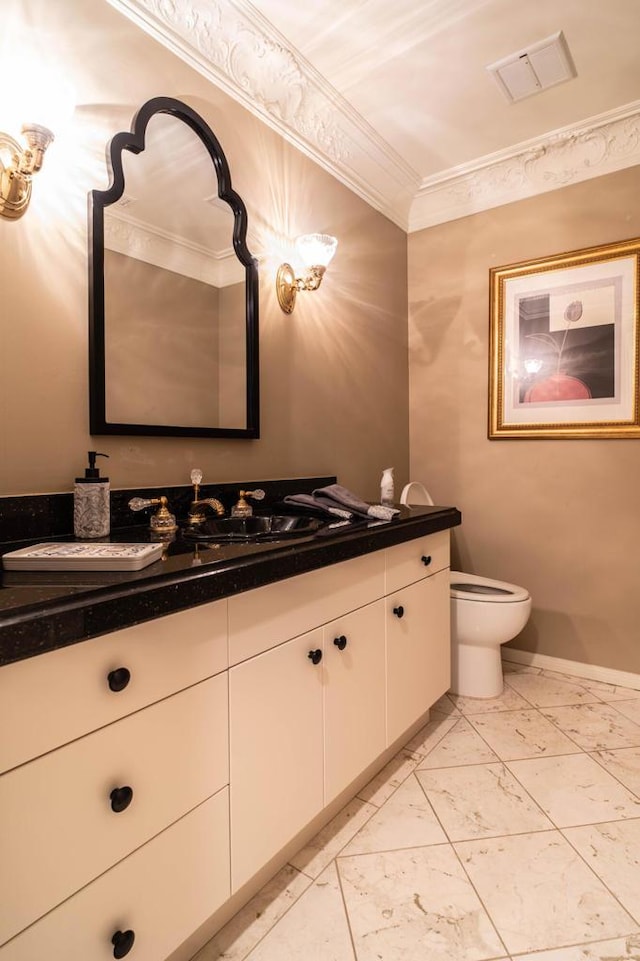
[450,571,530,603]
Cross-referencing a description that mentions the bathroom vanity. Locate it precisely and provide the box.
[0,501,460,961]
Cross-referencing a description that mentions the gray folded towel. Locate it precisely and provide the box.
[283,492,352,519]
[284,484,399,523]
[314,484,400,521]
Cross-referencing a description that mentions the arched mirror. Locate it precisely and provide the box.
[89,97,259,437]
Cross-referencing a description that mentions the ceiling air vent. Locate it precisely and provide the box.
[487,31,576,103]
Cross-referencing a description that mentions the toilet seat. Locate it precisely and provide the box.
[450,571,530,604]
[400,482,434,507]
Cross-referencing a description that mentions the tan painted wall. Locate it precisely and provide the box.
[408,166,640,674]
[0,0,408,500]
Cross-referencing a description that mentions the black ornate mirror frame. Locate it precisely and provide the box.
[89,96,260,438]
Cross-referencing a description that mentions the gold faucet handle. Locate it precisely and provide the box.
[231,489,266,518]
[242,489,265,502]
[128,496,177,533]
[129,497,160,512]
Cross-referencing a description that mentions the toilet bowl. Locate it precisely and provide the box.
[400,482,532,699]
[450,572,531,698]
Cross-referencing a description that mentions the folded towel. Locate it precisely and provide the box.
[284,484,400,523]
[314,484,400,521]
[283,492,352,519]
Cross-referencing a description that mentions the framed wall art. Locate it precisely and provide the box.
[489,238,640,439]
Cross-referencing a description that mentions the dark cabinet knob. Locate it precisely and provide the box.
[107,667,131,692]
[393,605,405,619]
[308,649,323,665]
[110,785,134,813]
[333,635,347,651]
[112,929,135,958]
[421,555,432,567]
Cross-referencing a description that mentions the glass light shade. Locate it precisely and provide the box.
[295,233,338,269]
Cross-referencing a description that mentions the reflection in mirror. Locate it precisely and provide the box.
[89,97,259,438]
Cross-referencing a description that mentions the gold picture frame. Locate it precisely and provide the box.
[489,238,640,439]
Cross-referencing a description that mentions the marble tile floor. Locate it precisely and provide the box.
[194,661,640,961]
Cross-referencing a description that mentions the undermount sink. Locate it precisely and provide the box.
[182,514,324,542]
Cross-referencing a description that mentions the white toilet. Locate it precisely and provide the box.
[400,482,532,699]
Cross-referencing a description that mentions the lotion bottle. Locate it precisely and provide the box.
[74,451,110,538]
[380,467,395,506]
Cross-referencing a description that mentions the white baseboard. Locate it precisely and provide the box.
[503,648,640,692]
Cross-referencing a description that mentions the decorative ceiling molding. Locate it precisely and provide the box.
[106,0,419,228]
[107,0,640,234]
[409,102,640,233]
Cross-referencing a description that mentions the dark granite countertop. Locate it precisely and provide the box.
[0,505,461,667]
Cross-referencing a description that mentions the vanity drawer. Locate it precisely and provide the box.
[0,598,228,773]
[0,789,230,961]
[0,672,228,946]
[385,529,450,594]
[228,551,385,664]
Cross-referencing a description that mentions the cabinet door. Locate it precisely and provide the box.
[386,568,450,744]
[229,629,324,891]
[323,601,386,803]
[0,790,230,961]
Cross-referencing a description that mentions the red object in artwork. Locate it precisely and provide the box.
[524,373,592,402]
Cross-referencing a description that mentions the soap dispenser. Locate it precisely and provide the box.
[74,452,110,538]
[380,467,395,506]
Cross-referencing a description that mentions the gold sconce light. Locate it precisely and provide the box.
[0,122,55,220]
[0,68,74,221]
[276,233,338,314]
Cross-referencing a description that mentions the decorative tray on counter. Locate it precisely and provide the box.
[2,542,164,572]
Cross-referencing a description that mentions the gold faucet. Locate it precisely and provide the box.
[188,469,225,526]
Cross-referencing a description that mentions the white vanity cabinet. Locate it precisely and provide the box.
[228,530,450,895]
[229,599,388,892]
[0,600,230,960]
[0,524,452,961]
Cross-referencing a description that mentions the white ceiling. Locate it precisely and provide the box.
[109,0,640,230]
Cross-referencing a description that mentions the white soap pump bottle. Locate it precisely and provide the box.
[380,467,395,506]
[74,451,110,538]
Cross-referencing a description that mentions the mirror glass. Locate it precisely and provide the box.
[89,97,259,438]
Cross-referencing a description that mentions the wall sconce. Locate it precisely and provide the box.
[0,122,55,220]
[0,65,74,221]
[276,233,338,314]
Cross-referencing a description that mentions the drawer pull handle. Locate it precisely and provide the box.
[308,649,323,665]
[333,635,347,651]
[393,605,405,619]
[421,555,432,567]
[112,929,135,958]
[107,667,131,692]
[110,785,134,813]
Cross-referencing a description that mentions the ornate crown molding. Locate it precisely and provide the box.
[106,0,418,228]
[107,0,640,233]
[410,103,640,232]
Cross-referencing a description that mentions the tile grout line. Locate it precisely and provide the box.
[410,765,512,956]
[558,822,640,932]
